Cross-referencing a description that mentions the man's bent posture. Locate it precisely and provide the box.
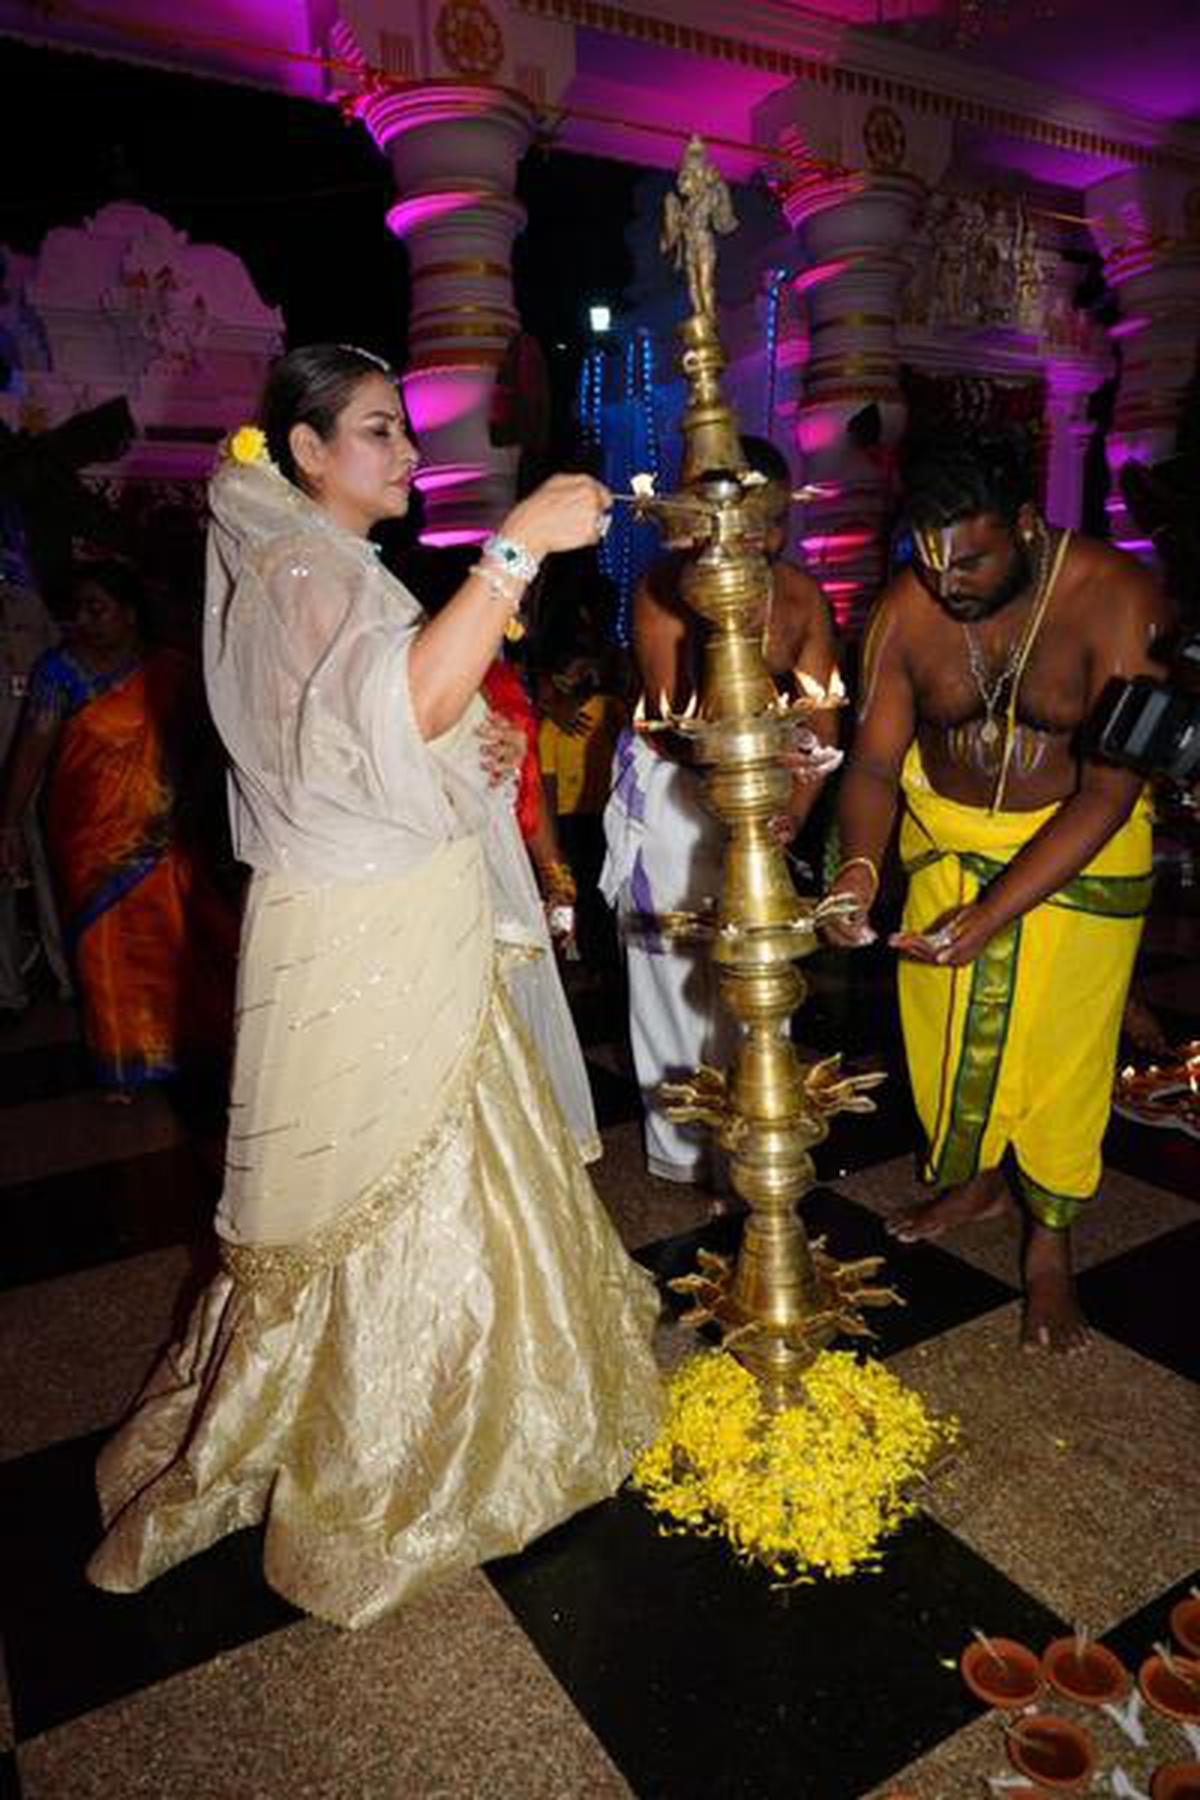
[827,435,1168,1351]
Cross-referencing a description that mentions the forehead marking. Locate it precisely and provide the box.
[915,526,954,574]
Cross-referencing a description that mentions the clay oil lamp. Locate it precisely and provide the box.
[960,1628,1043,1709]
[1042,1627,1130,1707]
[1151,1763,1200,1800]
[1171,1591,1200,1659]
[1140,1644,1200,1723]
[1004,1714,1096,1792]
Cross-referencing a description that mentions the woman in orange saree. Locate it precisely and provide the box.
[0,562,236,1093]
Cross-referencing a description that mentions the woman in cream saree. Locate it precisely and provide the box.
[87,346,661,1628]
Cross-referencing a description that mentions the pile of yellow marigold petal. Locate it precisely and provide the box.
[631,1349,957,1582]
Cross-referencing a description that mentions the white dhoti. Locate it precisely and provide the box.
[600,729,735,1182]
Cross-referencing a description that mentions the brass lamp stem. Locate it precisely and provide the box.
[644,138,897,1407]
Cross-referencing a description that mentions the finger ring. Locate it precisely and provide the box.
[596,511,612,540]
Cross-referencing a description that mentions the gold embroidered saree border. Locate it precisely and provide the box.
[219,961,496,1293]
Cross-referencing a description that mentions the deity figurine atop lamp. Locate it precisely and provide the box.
[630,138,900,1406]
[660,134,737,324]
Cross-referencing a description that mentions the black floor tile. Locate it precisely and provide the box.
[1101,1565,1200,1672]
[1104,1113,1200,1204]
[813,1072,921,1180]
[0,1751,20,1800]
[1078,1220,1200,1384]
[0,1038,91,1108]
[0,1431,300,1740]
[0,1145,218,1293]
[490,1490,1066,1800]
[638,1186,1016,1358]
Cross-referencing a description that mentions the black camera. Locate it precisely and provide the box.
[1092,635,1200,785]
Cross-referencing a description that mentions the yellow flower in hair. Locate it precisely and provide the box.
[229,425,268,466]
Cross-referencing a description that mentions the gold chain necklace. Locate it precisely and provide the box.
[960,522,1052,749]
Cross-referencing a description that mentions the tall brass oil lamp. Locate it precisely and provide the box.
[630,137,897,1407]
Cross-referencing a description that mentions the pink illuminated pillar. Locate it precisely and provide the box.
[1087,171,1200,567]
[352,83,536,542]
[775,163,925,632]
[1043,362,1100,532]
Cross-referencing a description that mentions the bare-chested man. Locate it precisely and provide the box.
[601,436,839,1183]
[827,434,1169,1350]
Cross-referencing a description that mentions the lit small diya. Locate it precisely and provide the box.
[1042,1633,1129,1706]
[1005,1714,1096,1792]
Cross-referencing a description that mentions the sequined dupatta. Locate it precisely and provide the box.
[217,835,492,1259]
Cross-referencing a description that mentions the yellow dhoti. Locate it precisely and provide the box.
[898,747,1152,1228]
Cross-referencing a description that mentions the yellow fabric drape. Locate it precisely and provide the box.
[897,746,1152,1227]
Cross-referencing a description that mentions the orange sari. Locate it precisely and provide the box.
[33,647,236,1088]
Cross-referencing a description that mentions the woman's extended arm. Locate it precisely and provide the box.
[407,475,610,740]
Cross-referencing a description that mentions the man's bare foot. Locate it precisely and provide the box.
[887,1168,1012,1243]
[1022,1222,1089,1354]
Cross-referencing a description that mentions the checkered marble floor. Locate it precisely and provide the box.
[2,924,1197,1800]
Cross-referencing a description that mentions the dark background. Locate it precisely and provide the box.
[1,37,641,445]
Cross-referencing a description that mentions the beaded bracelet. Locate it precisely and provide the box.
[469,560,526,641]
[473,534,541,642]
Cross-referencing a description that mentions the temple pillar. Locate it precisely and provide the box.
[754,88,951,631]
[353,83,536,542]
[1043,360,1100,531]
[1087,170,1200,564]
[330,1,575,540]
[781,171,924,631]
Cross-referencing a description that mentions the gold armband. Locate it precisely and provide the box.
[833,856,879,902]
